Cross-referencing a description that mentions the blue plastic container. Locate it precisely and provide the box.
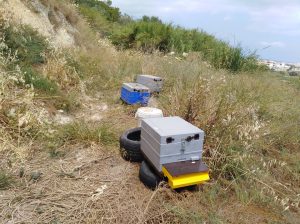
[121,83,150,105]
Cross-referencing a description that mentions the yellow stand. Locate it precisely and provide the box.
[162,166,210,189]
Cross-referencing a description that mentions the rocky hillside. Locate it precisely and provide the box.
[2,0,77,48]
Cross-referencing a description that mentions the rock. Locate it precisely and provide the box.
[54,113,74,125]
[36,207,43,214]
[48,9,60,29]
[19,167,25,178]
[30,171,42,181]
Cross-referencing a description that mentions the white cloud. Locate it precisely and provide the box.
[247,4,300,36]
[113,0,238,15]
[260,41,285,48]
[113,0,300,36]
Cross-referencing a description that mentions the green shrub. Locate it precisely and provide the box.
[23,68,58,93]
[110,17,171,53]
[1,24,48,66]
[75,0,121,22]
[0,20,62,94]
[74,1,260,72]
[77,5,114,36]
[109,18,260,72]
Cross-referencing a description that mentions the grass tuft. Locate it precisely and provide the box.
[0,170,13,190]
[44,122,119,149]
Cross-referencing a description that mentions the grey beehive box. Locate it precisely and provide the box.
[136,74,163,93]
[141,116,204,172]
[122,83,150,92]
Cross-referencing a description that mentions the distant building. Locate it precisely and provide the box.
[273,62,290,72]
[288,65,300,76]
[259,60,275,69]
[259,59,292,72]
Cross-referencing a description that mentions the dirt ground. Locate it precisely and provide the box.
[1,95,298,224]
[1,143,292,224]
[0,143,149,223]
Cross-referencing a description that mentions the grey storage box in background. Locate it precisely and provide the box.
[136,74,163,93]
[141,116,204,172]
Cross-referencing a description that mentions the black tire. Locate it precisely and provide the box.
[120,147,143,162]
[119,127,143,162]
[139,161,162,189]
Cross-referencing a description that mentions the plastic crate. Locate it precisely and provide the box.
[121,83,150,105]
[136,74,163,93]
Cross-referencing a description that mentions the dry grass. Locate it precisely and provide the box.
[0,143,168,223]
[0,144,292,224]
[159,68,300,212]
[41,50,81,91]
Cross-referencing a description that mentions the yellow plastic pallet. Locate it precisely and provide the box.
[162,166,210,189]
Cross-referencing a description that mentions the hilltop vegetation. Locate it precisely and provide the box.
[75,0,263,72]
[0,0,299,223]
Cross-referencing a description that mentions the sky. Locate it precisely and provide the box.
[112,0,300,63]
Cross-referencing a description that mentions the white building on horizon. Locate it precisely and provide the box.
[259,59,292,72]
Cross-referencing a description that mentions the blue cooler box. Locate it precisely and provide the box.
[121,83,150,105]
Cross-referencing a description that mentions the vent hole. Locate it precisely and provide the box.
[166,137,174,144]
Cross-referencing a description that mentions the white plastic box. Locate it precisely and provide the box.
[141,116,204,172]
[135,107,163,127]
[136,74,163,93]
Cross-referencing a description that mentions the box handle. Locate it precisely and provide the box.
[166,137,174,144]
[185,134,200,142]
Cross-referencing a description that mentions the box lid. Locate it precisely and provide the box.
[143,116,203,137]
[137,74,163,81]
[122,83,150,92]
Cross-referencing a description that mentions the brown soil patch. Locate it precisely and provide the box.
[0,144,156,223]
